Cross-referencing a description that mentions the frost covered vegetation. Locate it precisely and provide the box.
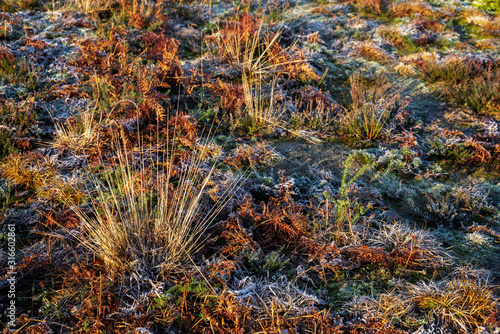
[0,0,500,333]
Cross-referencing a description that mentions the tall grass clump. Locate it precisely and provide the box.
[229,16,281,133]
[70,132,238,279]
[209,14,292,133]
[339,73,408,141]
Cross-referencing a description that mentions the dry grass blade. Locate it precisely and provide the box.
[241,70,280,133]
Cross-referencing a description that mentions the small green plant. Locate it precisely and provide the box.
[263,251,289,276]
[471,0,500,13]
[321,153,373,241]
[377,147,422,176]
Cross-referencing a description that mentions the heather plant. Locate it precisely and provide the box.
[376,147,423,176]
[418,55,500,115]
[411,185,498,226]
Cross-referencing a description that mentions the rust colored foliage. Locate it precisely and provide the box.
[61,260,153,332]
[392,130,419,149]
[390,1,434,18]
[71,277,120,332]
[208,78,245,117]
[75,32,183,90]
[268,43,321,82]
[219,190,310,257]
[0,46,15,62]
[25,37,50,51]
[71,32,192,144]
[157,38,184,89]
[204,260,238,285]
[216,12,258,62]
[302,239,342,279]
[0,98,38,151]
[42,208,80,230]
[127,0,166,29]
[220,195,262,257]
[74,34,126,73]
[413,16,445,33]
[467,224,500,239]
[138,31,175,60]
[257,188,310,245]
[296,86,337,112]
[342,245,387,267]
[388,245,427,268]
[166,112,199,146]
[341,243,437,271]
[430,128,500,167]
[202,290,251,334]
